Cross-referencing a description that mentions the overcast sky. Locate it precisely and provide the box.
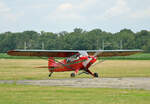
[0,0,150,33]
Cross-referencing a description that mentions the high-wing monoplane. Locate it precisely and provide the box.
[7,49,142,78]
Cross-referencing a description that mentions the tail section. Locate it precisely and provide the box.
[48,57,56,71]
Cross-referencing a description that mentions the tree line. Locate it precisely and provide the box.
[0,28,150,53]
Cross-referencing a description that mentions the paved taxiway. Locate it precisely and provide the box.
[0,78,150,90]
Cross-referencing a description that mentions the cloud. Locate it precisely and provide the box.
[78,0,98,10]
[57,3,73,11]
[30,4,49,9]
[45,2,82,23]
[104,0,130,17]
[0,0,149,33]
[0,1,10,12]
[130,8,150,19]
[0,1,23,23]
[45,0,101,23]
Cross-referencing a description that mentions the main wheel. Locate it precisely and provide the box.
[94,73,98,78]
[70,73,75,77]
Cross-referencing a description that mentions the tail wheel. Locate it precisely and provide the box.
[94,73,98,78]
[70,73,75,77]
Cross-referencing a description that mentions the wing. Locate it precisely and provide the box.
[7,50,80,57]
[7,49,143,57]
[86,50,143,57]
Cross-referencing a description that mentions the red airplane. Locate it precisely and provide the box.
[7,50,142,78]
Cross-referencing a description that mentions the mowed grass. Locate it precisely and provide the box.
[92,60,150,77]
[0,84,150,104]
[0,59,150,80]
[1,59,150,104]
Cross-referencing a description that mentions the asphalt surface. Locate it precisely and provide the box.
[0,78,150,90]
[1,78,150,90]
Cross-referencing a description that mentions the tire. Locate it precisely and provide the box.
[71,73,75,77]
[94,73,98,78]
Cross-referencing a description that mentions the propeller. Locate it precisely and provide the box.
[83,57,93,67]
[82,50,103,68]
[93,50,103,57]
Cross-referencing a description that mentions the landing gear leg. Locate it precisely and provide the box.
[85,68,99,78]
[49,72,53,77]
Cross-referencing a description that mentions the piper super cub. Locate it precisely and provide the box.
[7,49,142,78]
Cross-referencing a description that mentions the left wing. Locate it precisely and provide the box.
[7,49,143,57]
[7,50,78,57]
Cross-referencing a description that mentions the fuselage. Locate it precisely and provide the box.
[48,56,97,72]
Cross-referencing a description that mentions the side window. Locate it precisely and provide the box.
[66,54,79,63]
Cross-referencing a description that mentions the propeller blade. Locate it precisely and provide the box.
[83,50,103,68]
[94,50,103,57]
[83,57,93,67]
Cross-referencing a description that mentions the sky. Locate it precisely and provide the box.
[0,0,150,33]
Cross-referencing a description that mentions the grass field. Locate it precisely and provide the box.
[0,59,150,80]
[0,84,150,104]
[1,59,150,104]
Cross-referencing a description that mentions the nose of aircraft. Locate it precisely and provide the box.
[83,56,97,68]
[90,56,97,64]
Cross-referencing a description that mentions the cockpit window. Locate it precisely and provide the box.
[66,54,79,63]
